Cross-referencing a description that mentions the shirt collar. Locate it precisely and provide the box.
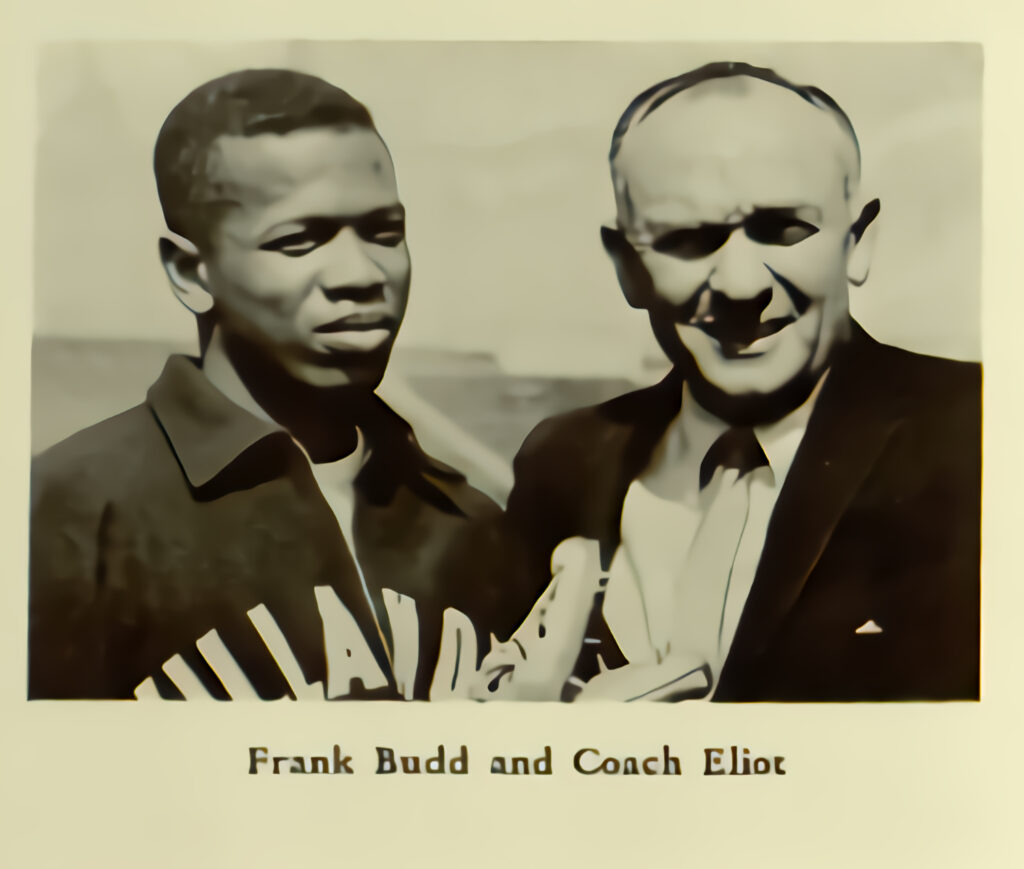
[752,372,827,485]
[643,372,827,495]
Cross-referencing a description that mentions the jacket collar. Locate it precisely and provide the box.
[147,355,459,495]
[147,355,284,489]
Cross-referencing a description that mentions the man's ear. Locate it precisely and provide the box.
[159,234,215,315]
[847,198,880,288]
[600,225,653,309]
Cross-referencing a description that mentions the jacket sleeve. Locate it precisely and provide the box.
[28,453,115,699]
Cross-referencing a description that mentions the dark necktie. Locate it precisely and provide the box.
[699,425,770,491]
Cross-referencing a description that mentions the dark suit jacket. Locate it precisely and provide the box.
[29,355,500,700]
[500,321,981,701]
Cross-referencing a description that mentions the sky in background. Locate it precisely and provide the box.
[34,41,982,378]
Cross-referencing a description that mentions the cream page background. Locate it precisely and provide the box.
[0,2,1020,868]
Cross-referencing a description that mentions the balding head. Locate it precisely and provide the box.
[611,62,861,226]
[601,62,880,424]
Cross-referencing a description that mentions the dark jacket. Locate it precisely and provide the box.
[29,355,500,700]
[501,322,981,701]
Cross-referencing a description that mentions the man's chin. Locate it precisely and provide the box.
[283,346,393,391]
[652,321,822,425]
[684,369,823,427]
[689,356,807,400]
[287,365,387,392]
[655,321,815,421]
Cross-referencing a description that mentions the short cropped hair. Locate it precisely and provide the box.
[610,61,861,194]
[154,69,376,246]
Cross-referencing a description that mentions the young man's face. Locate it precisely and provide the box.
[612,80,863,407]
[198,125,410,388]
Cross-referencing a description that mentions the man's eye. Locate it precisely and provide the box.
[744,213,819,246]
[259,222,338,257]
[652,225,734,260]
[359,221,405,247]
[260,235,319,256]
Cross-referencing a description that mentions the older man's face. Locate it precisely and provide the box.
[612,79,863,405]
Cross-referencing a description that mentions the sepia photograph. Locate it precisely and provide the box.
[29,41,982,703]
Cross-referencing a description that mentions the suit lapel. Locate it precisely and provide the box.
[592,369,684,569]
[716,327,903,694]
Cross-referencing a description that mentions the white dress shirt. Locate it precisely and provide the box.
[603,379,824,694]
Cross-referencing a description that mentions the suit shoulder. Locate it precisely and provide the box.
[507,378,677,524]
[514,378,671,472]
[864,338,980,396]
[513,403,606,467]
[846,331,980,428]
[858,341,981,488]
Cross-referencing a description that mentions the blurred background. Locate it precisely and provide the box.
[33,42,982,503]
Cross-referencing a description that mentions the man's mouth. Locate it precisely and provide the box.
[667,286,797,359]
[313,314,398,353]
[314,313,398,334]
[690,315,795,358]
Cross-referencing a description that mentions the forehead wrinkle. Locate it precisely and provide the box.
[614,94,856,227]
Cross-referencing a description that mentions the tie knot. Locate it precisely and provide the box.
[699,426,769,490]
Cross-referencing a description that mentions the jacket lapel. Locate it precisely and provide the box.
[593,369,684,569]
[716,326,903,693]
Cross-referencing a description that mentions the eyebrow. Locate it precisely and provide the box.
[257,204,405,243]
[638,205,823,235]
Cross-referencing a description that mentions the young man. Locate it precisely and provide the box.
[29,69,499,700]
[498,62,981,702]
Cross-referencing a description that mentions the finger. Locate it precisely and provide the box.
[495,537,602,697]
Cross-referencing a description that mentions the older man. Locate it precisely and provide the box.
[29,69,499,700]
[498,62,981,702]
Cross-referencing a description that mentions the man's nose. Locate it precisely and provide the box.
[706,232,772,300]
[317,227,388,301]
